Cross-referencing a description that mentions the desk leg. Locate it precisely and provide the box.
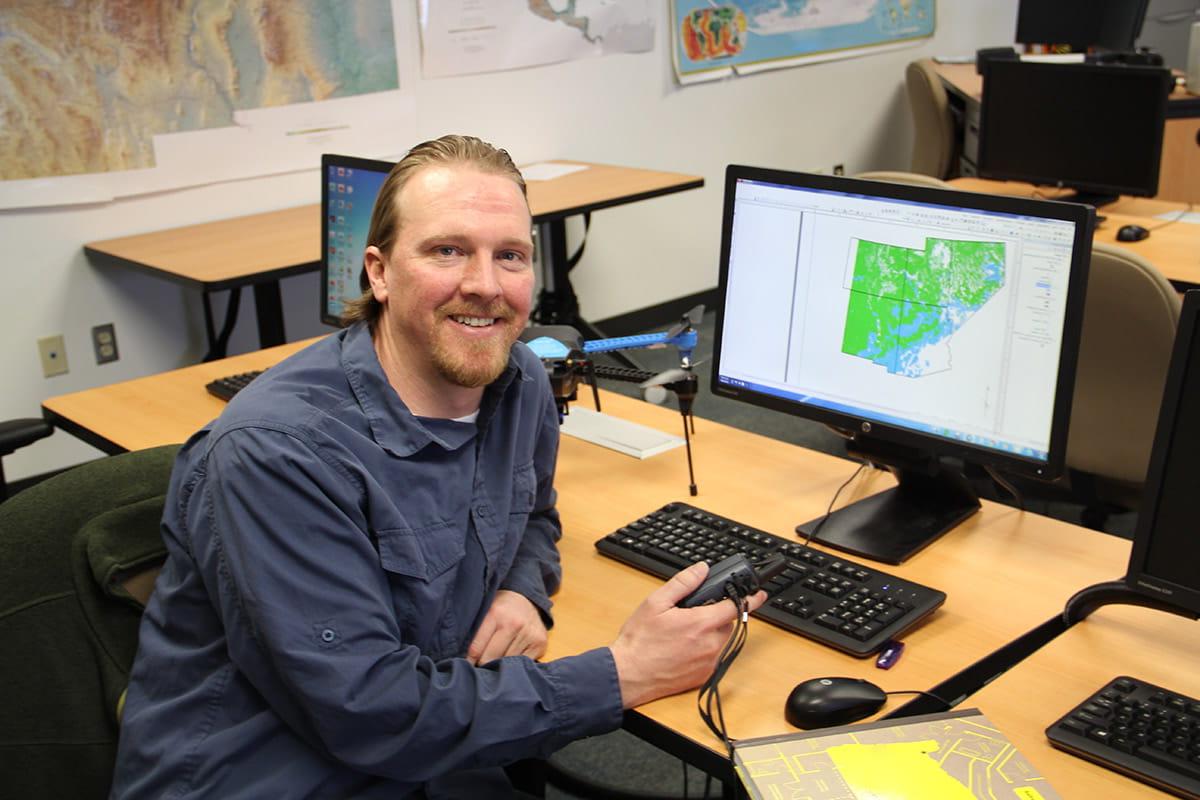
[253,280,286,348]
[533,219,643,370]
[202,287,242,362]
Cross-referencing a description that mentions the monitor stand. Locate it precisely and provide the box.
[795,455,980,565]
[1056,189,1119,208]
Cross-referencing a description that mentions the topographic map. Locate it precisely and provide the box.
[0,1,398,181]
[420,0,654,79]
[734,709,1061,800]
[672,0,935,83]
[842,237,1006,378]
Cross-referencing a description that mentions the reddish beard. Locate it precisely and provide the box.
[430,301,521,388]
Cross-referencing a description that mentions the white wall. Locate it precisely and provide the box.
[2,1,1018,481]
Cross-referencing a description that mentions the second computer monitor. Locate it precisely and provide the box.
[321,153,395,326]
[1015,0,1149,51]
[977,61,1172,207]
[711,167,1094,563]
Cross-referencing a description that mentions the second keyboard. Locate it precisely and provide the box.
[595,502,946,657]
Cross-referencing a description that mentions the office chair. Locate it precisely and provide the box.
[905,58,957,179]
[1065,243,1181,529]
[853,170,954,189]
[0,444,178,800]
[0,417,53,501]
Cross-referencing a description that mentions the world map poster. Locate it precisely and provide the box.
[671,0,936,84]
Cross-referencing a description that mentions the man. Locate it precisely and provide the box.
[111,135,764,798]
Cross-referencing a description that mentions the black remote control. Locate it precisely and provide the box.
[678,554,787,608]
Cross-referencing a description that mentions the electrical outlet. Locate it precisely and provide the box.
[38,334,68,377]
[92,323,119,364]
[833,164,845,176]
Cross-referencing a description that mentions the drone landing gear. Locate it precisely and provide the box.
[590,364,700,496]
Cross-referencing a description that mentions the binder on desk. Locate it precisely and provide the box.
[733,708,1062,800]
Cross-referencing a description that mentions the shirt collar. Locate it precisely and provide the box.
[341,322,533,457]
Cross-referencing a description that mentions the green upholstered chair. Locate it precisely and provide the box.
[0,444,179,800]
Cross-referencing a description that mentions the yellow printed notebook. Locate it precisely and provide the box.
[732,708,1062,800]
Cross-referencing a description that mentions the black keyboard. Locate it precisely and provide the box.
[595,502,946,657]
[205,370,263,402]
[1047,676,1200,798]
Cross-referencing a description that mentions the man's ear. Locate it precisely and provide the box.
[363,246,388,303]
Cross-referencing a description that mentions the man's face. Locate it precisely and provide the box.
[367,165,534,390]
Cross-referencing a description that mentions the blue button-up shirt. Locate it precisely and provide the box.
[111,323,623,798]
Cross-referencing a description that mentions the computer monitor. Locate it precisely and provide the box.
[711,166,1094,564]
[1015,0,1149,51]
[321,153,395,326]
[1124,290,1200,617]
[977,60,1172,207]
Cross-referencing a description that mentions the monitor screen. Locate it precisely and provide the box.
[1126,291,1200,616]
[1015,0,1149,51]
[977,61,1171,206]
[321,153,395,326]
[711,167,1094,563]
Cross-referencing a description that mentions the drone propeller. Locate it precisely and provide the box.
[664,303,705,340]
[639,367,692,390]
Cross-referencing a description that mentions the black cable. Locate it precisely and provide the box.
[801,462,868,548]
[984,464,1025,511]
[567,212,592,271]
[1146,201,1194,233]
[696,590,751,761]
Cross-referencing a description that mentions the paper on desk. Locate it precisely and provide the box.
[559,407,684,459]
[1155,210,1200,224]
[521,162,590,181]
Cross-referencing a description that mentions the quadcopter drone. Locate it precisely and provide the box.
[521,305,705,496]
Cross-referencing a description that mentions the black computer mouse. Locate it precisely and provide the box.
[1116,224,1150,242]
[785,677,887,729]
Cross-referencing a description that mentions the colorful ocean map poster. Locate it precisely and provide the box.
[0,0,411,209]
[671,0,936,85]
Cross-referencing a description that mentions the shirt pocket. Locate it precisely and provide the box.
[375,522,466,582]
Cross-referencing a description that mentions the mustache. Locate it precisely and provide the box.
[439,301,513,320]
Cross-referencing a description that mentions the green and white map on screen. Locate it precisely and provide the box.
[842,237,1006,378]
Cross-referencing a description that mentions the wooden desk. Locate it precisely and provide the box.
[950,176,1200,290]
[83,162,703,362]
[969,604,1200,798]
[933,61,1200,204]
[544,392,1133,781]
[42,343,1134,786]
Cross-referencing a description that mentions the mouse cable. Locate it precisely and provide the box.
[1147,201,1195,233]
[800,462,868,549]
[696,589,751,762]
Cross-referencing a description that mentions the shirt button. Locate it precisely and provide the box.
[321,628,336,643]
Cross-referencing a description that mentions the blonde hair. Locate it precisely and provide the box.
[339,135,527,327]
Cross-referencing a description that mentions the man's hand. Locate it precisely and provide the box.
[467,589,549,665]
[609,561,767,709]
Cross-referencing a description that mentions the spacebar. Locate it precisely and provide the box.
[1135,745,1200,781]
[644,547,689,570]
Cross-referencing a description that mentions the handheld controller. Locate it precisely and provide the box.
[678,554,788,608]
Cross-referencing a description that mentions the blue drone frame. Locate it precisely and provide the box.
[520,305,704,495]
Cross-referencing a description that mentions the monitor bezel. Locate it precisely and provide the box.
[1125,291,1200,616]
[976,61,1171,200]
[710,165,1095,481]
[320,153,396,327]
[1015,0,1149,51]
